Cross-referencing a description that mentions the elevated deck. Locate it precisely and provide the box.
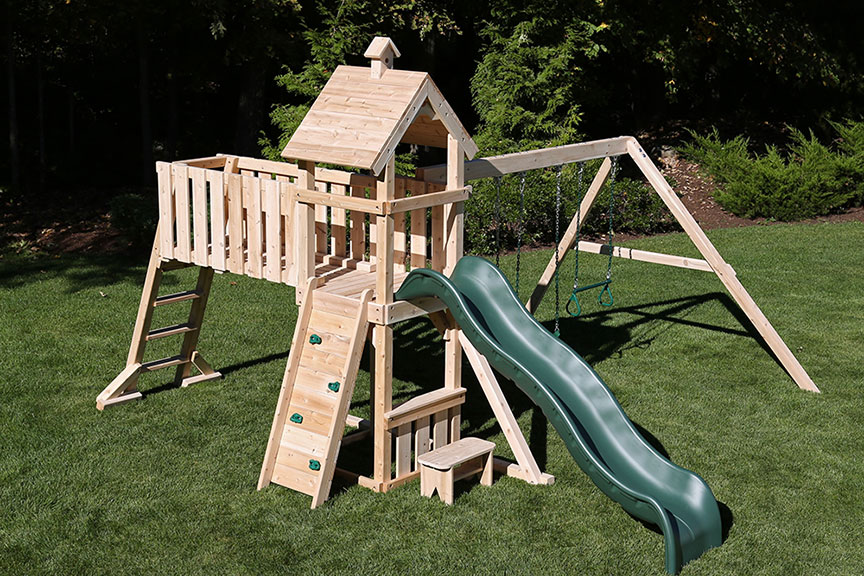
[154,153,464,324]
[315,258,445,325]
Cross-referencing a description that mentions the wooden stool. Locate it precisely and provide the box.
[417,437,495,504]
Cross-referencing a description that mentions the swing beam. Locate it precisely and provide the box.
[421,135,819,393]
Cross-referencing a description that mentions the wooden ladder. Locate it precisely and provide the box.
[258,279,372,508]
[97,235,222,410]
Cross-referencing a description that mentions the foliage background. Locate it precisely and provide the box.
[3,0,863,242]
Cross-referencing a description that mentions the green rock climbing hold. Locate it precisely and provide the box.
[327,381,341,393]
[309,459,321,471]
[309,334,322,345]
[290,413,303,424]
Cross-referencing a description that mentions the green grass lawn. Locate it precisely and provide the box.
[1,222,863,575]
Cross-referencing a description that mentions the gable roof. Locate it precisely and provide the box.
[281,65,477,175]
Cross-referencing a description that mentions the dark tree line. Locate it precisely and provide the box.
[3,0,863,200]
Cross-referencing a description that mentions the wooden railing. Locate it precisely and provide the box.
[156,154,459,288]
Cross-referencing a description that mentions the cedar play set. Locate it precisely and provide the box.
[96,38,818,574]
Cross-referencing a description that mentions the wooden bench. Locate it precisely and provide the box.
[417,437,495,504]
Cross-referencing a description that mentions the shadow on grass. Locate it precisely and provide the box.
[0,250,149,293]
[547,291,772,366]
[218,351,290,377]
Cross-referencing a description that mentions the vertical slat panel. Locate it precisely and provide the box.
[245,176,263,278]
[227,172,244,274]
[157,162,174,259]
[414,417,431,468]
[264,179,281,282]
[207,170,226,270]
[350,185,366,262]
[278,176,295,285]
[368,186,377,261]
[393,178,407,273]
[395,422,412,477]
[172,164,191,261]
[432,410,448,449]
[315,182,328,256]
[330,184,347,259]
[190,167,208,266]
[409,181,427,269]
[430,203,444,272]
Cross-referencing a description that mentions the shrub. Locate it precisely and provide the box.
[682,121,864,220]
[464,160,677,256]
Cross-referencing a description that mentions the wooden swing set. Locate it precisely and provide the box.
[97,36,817,512]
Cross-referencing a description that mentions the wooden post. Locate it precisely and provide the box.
[373,157,396,488]
[444,135,464,441]
[295,160,316,305]
[625,139,819,392]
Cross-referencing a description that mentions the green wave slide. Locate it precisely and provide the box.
[395,256,722,574]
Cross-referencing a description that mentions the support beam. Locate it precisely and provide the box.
[420,136,631,183]
[576,241,713,273]
[461,335,553,485]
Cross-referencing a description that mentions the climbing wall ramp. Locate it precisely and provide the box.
[258,279,372,508]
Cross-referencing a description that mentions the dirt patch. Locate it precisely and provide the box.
[0,191,129,256]
[657,152,864,231]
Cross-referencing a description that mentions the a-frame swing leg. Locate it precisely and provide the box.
[97,227,222,410]
[524,143,818,392]
[624,139,819,392]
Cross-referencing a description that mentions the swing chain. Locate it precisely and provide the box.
[565,163,585,317]
[605,158,619,282]
[553,165,563,336]
[598,158,619,307]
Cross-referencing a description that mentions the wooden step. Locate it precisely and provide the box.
[418,437,496,471]
[154,290,201,306]
[280,426,330,455]
[275,442,326,474]
[307,309,356,339]
[284,400,337,436]
[314,291,366,318]
[271,462,319,496]
[140,355,188,372]
[146,323,197,341]
[385,387,466,429]
[160,260,195,271]
[299,346,348,375]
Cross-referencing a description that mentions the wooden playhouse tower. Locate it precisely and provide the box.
[98,37,554,506]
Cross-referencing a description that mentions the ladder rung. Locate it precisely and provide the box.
[146,323,197,341]
[154,290,201,307]
[140,355,188,372]
[160,260,195,271]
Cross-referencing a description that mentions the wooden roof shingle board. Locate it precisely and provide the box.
[281,65,476,175]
